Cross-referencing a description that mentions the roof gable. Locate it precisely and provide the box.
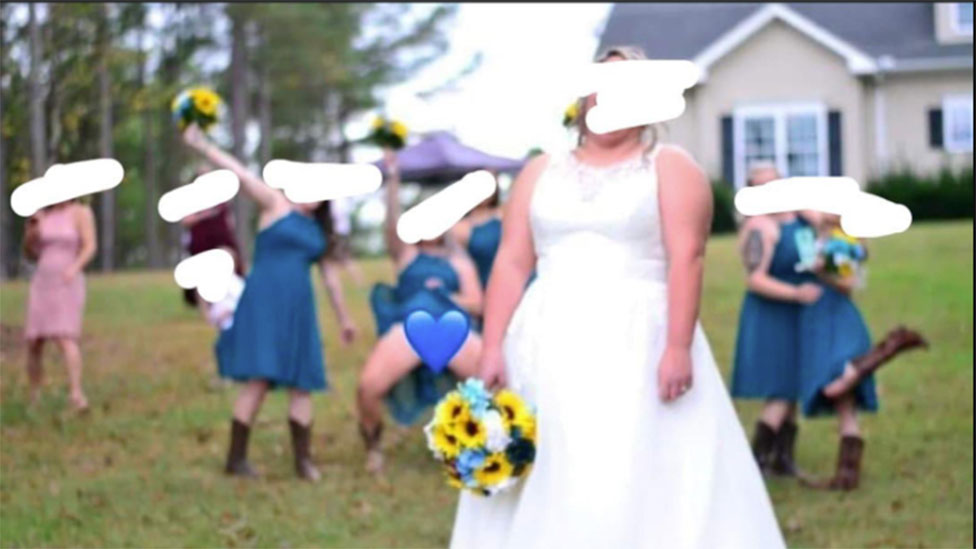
[597,2,974,75]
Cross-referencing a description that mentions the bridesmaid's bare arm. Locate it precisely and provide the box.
[181,125,285,215]
[318,255,357,345]
[68,203,98,277]
[448,252,484,316]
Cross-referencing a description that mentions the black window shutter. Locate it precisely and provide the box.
[828,110,842,176]
[929,108,944,149]
[721,115,734,185]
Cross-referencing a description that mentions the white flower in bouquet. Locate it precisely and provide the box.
[423,420,445,460]
[482,410,512,453]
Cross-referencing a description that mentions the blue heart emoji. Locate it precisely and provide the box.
[404,309,470,373]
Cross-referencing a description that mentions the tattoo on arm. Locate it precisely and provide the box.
[743,230,764,273]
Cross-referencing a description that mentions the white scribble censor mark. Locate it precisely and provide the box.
[158,169,240,223]
[158,169,242,303]
[262,160,382,203]
[174,249,236,303]
[397,170,497,244]
[11,158,125,217]
[565,60,701,134]
[734,177,912,237]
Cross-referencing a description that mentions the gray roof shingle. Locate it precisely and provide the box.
[597,3,973,64]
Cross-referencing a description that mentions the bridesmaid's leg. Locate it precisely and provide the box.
[447,332,483,379]
[822,362,859,399]
[26,338,45,405]
[758,399,791,430]
[356,324,422,473]
[835,394,860,438]
[56,337,87,412]
[233,380,269,424]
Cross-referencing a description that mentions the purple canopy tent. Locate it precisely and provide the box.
[373,131,525,186]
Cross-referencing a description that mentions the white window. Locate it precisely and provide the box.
[950,3,974,35]
[943,94,974,153]
[733,102,828,188]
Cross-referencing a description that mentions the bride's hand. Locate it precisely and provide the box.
[479,346,507,391]
[657,345,693,402]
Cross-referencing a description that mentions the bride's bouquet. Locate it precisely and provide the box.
[424,378,537,496]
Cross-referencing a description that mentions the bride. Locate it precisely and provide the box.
[450,46,786,548]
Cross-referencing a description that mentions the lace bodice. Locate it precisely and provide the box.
[529,148,667,283]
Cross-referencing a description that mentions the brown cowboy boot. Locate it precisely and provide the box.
[359,421,385,474]
[769,419,800,477]
[225,419,259,477]
[289,418,321,482]
[851,326,928,381]
[802,435,864,491]
[750,421,777,475]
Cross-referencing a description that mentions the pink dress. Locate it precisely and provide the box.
[25,205,86,340]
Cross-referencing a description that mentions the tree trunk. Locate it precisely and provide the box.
[97,3,115,271]
[139,25,161,269]
[258,66,272,166]
[0,99,10,280]
[28,3,46,178]
[230,11,253,261]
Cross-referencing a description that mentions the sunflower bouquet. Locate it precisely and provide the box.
[424,378,537,496]
[563,100,580,128]
[367,115,409,150]
[795,226,867,283]
[171,87,221,132]
[820,228,867,279]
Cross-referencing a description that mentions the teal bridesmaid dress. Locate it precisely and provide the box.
[467,217,502,290]
[731,218,817,400]
[370,253,473,425]
[216,211,328,391]
[797,278,877,417]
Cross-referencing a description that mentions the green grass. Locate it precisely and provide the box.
[1,221,972,548]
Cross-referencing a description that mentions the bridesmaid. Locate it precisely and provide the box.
[731,162,823,476]
[797,212,928,490]
[179,165,245,317]
[182,125,357,481]
[358,149,484,474]
[450,177,502,291]
[22,198,97,412]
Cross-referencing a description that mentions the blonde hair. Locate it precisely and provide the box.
[746,161,779,186]
[574,45,659,154]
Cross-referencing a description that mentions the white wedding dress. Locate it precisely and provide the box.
[449,148,785,549]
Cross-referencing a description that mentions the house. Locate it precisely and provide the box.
[598,2,974,187]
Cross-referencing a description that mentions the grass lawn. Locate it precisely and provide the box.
[1,220,972,548]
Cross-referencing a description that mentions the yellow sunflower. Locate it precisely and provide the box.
[390,120,408,139]
[830,228,859,245]
[563,100,580,127]
[494,391,531,428]
[445,468,464,489]
[435,392,470,427]
[191,88,220,117]
[473,452,514,487]
[456,416,487,449]
[431,423,462,459]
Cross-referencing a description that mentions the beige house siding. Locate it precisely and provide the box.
[934,3,974,45]
[878,70,974,175]
[666,20,868,186]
